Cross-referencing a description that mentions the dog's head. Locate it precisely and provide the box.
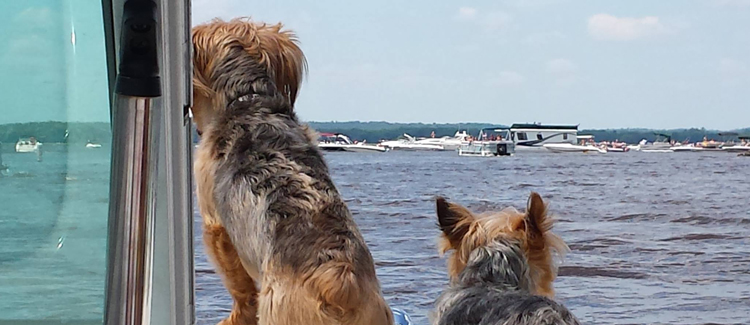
[435,192,568,297]
[191,17,307,135]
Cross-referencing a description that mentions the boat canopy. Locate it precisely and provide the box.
[478,127,511,138]
[653,132,672,141]
[577,134,595,139]
[510,123,578,130]
[479,125,510,132]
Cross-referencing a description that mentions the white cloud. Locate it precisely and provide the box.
[456,7,478,21]
[488,71,526,87]
[525,31,566,46]
[718,58,748,77]
[547,58,576,75]
[454,8,512,31]
[587,14,673,41]
[482,11,513,31]
[546,58,577,86]
[712,0,750,8]
[503,0,564,8]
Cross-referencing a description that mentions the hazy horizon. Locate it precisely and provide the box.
[193,0,750,130]
[2,120,748,132]
[2,1,747,130]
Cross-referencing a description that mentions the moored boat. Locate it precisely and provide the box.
[318,133,387,153]
[458,128,515,157]
[86,141,102,148]
[630,133,674,152]
[15,137,42,153]
[720,134,750,152]
[544,143,606,154]
[544,135,606,153]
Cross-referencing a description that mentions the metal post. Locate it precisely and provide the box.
[105,1,161,325]
[149,0,194,324]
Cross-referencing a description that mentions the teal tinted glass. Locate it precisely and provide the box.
[0,0,112,323]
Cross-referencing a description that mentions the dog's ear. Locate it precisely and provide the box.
[436,197,473,248]
[523,192,553,246]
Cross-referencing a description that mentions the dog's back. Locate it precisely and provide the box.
[435,286,578,325]
[192,18,393,325]
[208,96,391,325]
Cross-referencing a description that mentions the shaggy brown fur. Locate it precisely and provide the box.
[432,193,578,325]
[191,18,393,325]
[437,192,568,297]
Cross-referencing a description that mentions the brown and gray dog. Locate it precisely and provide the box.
[432,192,579,325]
[191,18,394,325]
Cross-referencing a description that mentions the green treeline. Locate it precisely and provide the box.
[2,121,748,145]
[0,122,111,144]
[307,121,750,144]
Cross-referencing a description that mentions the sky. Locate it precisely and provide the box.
[0,1,747,129]
[1,0,111,125]
[192,0,750,130]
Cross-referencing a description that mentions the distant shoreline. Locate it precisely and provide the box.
[1,121,748,145]
[305,121,749,144]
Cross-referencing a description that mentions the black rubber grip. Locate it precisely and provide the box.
[114,0,161,97]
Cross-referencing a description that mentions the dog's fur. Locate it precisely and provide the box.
[192,18,393,325]
[432,192,580,325]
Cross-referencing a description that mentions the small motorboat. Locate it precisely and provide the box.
[544,143,606,154]
[545,134,606,153]
[458,128,515,157]
[720,135,750,152]
[412,131,471,151]
[605,146,628,153]
[632,133,674,152]
[604,141,629,153]
[379,134,446,151]
[722,144,750,152]
[458,141,515,157]
[15,137,42,153]
[670,144,694,152]
[318,133,387,153]
[86,141,102,148]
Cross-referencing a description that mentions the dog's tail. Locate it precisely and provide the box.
[307,262,366,313]
[306,261,395,324]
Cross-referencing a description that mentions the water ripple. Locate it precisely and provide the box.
[193,151,750,325]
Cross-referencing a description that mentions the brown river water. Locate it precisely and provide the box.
[195,150,750,325]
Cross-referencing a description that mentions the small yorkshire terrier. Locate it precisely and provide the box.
[191,18,393,325]
[432,192,579,325]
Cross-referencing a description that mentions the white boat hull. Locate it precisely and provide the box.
[637,143,673,152]
[543,143,606,153]
[722,145,750,152]
[86,143,102,148]
[318,143,387,153]
[641,149,674,153]
[458,141,515,157]
[458,150,512,157]
[15,143,42,153]
[344,144,387,153]
[606,147,629,153]
[380,143,445,151]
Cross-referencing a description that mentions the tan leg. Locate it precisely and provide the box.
[204,224,258,325]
